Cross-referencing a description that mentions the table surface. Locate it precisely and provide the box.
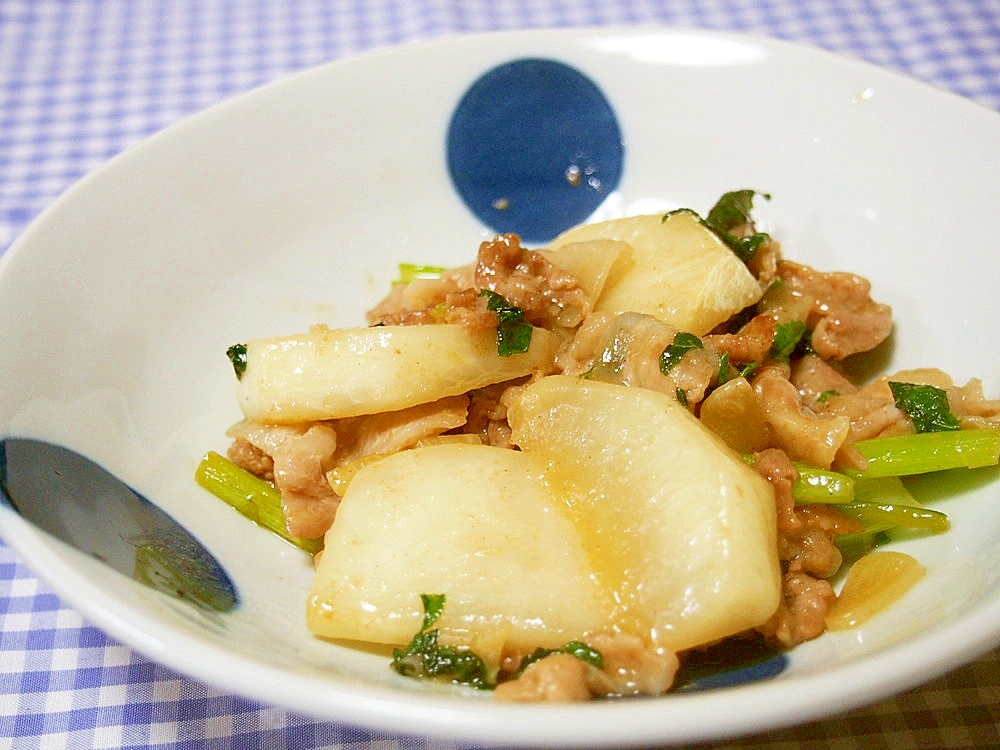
[2,2,1000,748]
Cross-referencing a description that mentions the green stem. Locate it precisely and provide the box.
[792,464,855,504]
[853,475,920,507]
[836,502,950,534]
[195,451,323,555]
[397,263,446,284]
[853,429,1000,477]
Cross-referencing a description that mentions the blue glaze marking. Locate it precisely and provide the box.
[446,59,624,243]
[0,438,238,613]
[677,652,789,692]
[671,634,789,692]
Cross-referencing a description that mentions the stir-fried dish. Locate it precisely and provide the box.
[198,191,1000,701]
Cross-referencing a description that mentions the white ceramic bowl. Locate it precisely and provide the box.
[2,27,1000,748]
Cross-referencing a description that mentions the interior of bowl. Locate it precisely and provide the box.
[1,27,999,747]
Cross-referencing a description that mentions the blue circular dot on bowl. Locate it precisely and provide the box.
[446,58,624,244]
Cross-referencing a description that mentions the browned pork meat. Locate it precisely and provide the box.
[494,633,679,702]
[270,424,340,538]
[753,365,851,469]
[776,260,893,360]
[227,422,342,539]
[704,313,776,363]
[751,447,799,531]
[758,572,837,648]
[582,633,679,697]
[332,395,469,465]
[366,264,476,327]
[790,353,858,406]
[367,234,595,332]
[475,234,591,328]
[745,236,783,286]
[751,447,863,648]
[461,380,531,448]
[494,653,592,702]
[949,377,1000,426]
[781,504,862,578]
[556,311,718,407]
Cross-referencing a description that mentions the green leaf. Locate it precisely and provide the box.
[716,352,732,385]
[513,640,604,677]
[226,343,247,380]
[705,190,772,262]
[391,594,492,689]
[480,289,533,356]
[771,320,808,360]
[561,641,604,669]
[889,381,961,433]
[419,593,446,630]
[660,332,703,374]
[727,233,772,262]
[706,190,767,231]
[391,595,604,690]
[496,319,533,356]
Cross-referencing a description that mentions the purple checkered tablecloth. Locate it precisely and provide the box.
[2,2,999,748]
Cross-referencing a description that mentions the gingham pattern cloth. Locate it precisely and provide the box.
[2,2,999,748]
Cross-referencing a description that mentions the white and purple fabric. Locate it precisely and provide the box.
[2,2,999,748]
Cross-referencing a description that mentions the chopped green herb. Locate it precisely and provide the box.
[391,594,492,689]
[817,389,839,403]
[391,595,603,690]
[771,320,808,360]
[226,343,247,380]
[733,234,771,262]
[705,190,772,262]
[706,190,769,231]
[392,630,492,688]
[717,352,732,385]
[660,332,703,374]
[480,289,533,356]
[662,192,771,262]
[676,388,688,407]
[418,592,447,629]
[889,381,961,433]
[496,321,533,357]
